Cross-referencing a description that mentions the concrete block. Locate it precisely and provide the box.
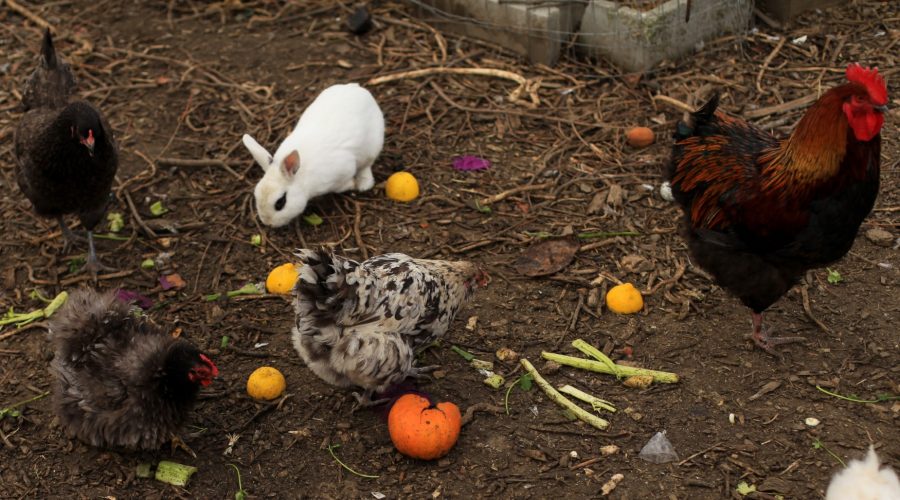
[757,0,846,22]
[412,0,586,66]
[578,0,751,72]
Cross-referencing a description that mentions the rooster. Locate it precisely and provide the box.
[14,30,118,277]
[291,248,488,406]
[49,289,218,453]
[668,64,886,354]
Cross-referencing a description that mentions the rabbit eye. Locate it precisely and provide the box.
[275,194,286,211]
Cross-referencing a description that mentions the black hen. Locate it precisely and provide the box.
[14,30,118,276]
[49,289,218,451]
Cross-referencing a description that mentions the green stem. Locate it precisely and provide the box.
[815,385,900,404]
[577,231,640,240]
[0,391,50,416]
[229,464,244,492]
[542,351,679,383]
[327,444,379,479]
[813,439,846,467]
[92,233,131,241]
[520,359,608,430]
[572,339,621,377]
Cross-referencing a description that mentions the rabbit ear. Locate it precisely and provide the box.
[282,150,300,178]
[242,134,273,171]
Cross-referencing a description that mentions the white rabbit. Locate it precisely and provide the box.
[243,83,384,227]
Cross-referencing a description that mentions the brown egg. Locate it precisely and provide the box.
[626,127,655,148]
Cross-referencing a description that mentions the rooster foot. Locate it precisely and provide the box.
[350,390,390,413]
[747,330,805,357]
[170,433,197,458]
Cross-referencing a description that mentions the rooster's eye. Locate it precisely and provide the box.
[275,194,286,211]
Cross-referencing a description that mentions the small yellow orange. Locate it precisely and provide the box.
[246,366,286,400]
[605,283,643,314]
[266,263,298,294]
[385,172,420,202]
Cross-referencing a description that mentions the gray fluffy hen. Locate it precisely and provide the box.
[291,248,488,405]
[14,30,118,276]
[49,289,218,451]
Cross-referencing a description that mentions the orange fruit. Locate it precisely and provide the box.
[246,366,286,400]
[388,394,461,460]
[385,172,420,202]
[606,283,643,314]
[626,127,655,148]
[266,263,298,294]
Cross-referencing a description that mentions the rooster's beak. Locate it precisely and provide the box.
[874,104,889,113]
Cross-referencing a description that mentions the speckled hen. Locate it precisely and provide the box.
[14,30,118,276]
[291,248,488,404]
[49,289,218,451]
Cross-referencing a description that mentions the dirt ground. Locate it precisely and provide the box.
[0,1,898,499]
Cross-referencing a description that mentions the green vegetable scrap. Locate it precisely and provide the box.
[826,268,842,284]
[149,201,168,217]
[140,258,155,270]
[154,461,197,487]
[250,234,262,246]
[204,283,264,302]
[0,291,68,328]
[229,464,247,500]
[107,212,125,233]
[303,214,323,226]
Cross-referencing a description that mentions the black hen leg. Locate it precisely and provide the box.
[350,390,390,412]
[748,312,805,356]
[82,230,112,278]
[56,217,85,247]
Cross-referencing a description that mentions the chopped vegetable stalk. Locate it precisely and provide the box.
[154,460,197,487]
[542,351,679,384]
[558,385,616,413]
[483,374,504,389]
[204,283,264,301]
[135,463,153,478]
[450,345,475,362]
[520,359,609,430]
[571,339,621,376]
[0,291,68,327]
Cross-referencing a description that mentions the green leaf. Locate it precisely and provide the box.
[140,258,155,270]
[474,200,492,214]
[107,212,125,233]
[250,234,262,246]
[149,201,168,217]
[220,335,230,349]
[518,373,534,391]
[303,214,323,226]
[736,481,756,496]
[451,345,475,362]
[826,268,842,284]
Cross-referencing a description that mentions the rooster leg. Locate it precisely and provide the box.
[170,433,197,458]
[350,390,390,412]
[749,312,805,355]
[82,230,113,278]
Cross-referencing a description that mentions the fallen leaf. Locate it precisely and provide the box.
[115,289,153,309]
[748,380,782,402]
[159,273,186,290]
[452,155,492,171]
[587,191,605,214]
[521,449,548,462]
[514,238,579,277]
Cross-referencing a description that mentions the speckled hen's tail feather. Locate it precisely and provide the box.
[292,248,356,318]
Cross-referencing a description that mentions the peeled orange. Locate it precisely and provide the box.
[605,283,643,314]
[385,172,420,202]
[246,366,286,400]
[266,263,298,294]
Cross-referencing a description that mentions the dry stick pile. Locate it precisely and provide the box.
[0,1,897,328]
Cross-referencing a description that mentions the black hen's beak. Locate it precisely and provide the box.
[81,129,95,156]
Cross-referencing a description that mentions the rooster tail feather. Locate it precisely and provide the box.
[676,92,721,140]
[41,29,57,69]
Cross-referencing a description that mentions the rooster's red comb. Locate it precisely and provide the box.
[846,63,888,105]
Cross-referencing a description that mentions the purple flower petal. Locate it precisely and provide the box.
[452,155,491,171]
[115,289,154,309]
